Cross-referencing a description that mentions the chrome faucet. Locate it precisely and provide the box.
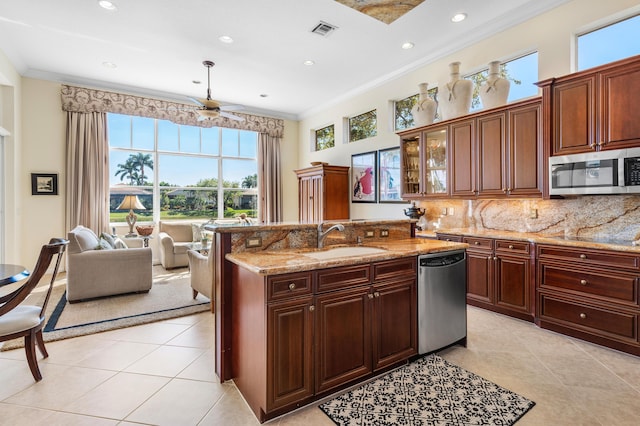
[317,222,345,248]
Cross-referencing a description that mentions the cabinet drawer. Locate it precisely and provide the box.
[372,257,416,282]
[539,263,638,305]
[436,234,463,242]
[316,264,371,293]
[537,245,640,270]
[267,272,313,301]
[463,236,493,251]
[495,239,530,255]
[539,295,637,341]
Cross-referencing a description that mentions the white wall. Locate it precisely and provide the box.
[297,0,640,221]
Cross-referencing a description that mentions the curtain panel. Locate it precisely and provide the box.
[61,85,284,138]
[258,134,283,223]
[65,111,110,234]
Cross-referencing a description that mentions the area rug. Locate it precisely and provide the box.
[1,267,210,351]
[319,354,535,425]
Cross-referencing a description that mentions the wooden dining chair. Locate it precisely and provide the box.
[0,238,68,381]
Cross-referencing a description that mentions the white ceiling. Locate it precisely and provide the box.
[0,0,568,120]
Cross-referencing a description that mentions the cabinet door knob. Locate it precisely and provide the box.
[309,305,315,312]
[288,283,296,290]
[488,256,492,260]
[374,292,380,298]
[493,257,498,261]
[368,293,374,299]
[502,188,507,193]
[589,142,596,150]
[580,254,587,259]
[579,313,587,319]
[474,241,480,245]
[580,279,587,286]
[508,245,514,249]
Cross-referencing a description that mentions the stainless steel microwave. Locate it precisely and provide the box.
[549,148,640,195]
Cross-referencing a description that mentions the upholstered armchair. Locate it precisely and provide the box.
[157,221,197,269]
[187,246,214,308]
[66,226,152,302]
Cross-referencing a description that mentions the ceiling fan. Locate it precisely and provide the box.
[189,60,245,122]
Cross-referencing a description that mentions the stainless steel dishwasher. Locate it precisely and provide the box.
[418,250,467,354]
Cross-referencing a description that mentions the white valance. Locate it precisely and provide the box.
[61,84,284,138]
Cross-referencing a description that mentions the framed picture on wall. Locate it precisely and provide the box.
[351,151,377,203]
[378,147,407,203]
[31,173,58,195]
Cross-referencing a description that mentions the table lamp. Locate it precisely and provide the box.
[117,195,146,237]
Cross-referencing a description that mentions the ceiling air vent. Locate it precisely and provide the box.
[311,21,338,37]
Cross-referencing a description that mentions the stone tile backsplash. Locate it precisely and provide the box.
[417,195,640,240]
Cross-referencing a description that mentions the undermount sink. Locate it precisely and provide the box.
[304,246,387,260]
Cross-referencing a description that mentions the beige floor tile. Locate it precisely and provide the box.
[0,403,55,426]
[97,321,193,344]
[569,386,640,426]
[198,384,260,426]
[125,378,226,425]
[4,366,114,410]
[177,349,218,382]
[62,372,170,420]
[35,410,119,425]
[166,323,215,348]
[0,358,44,400]
[37,334,116,366]
[276,404,336,425]
[75,340,159,371]
[123,345,206,377]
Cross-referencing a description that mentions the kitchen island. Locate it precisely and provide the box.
[215,221,466,423]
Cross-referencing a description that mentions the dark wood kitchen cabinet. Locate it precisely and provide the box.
[231,257,417,423]
[295,164,349,223]
[538,55,640,156]
[399,126,449,198]
[452,235,534,321]
[537,244,640,356]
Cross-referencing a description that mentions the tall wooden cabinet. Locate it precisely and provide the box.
[295,165,349,223]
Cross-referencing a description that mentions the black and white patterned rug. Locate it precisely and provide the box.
[319,354,535,425]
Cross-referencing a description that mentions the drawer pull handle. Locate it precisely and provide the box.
[579,313,587,319]
[288,283,296,290]
[368,294,374,299]
[580,279,587,286]
[474,241,480,245]
[309,305,315,312]
[579,254,587,259]
[508,245,514,249]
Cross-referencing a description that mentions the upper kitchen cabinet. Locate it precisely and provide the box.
[399,127,448,198]
[539,55,640,156]
[295,165,350,223]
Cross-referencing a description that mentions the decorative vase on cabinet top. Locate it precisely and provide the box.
[479,60,510,109]
[439,62,473,120]
[411,82,437,127]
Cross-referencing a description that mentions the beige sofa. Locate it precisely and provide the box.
[66,226,152,302]
[158,221,196,269]
[187,245,214,307]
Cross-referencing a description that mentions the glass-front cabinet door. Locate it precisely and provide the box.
[423,128,448,196]
[400,132,422,198]
[399,127,448,198]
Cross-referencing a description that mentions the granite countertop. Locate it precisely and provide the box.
[416,228,640,253]
[225,238,468,275]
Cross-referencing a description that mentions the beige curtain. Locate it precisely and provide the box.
[257,133,282,223]
[65,111,110,234]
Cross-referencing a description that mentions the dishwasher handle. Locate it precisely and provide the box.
[419,251,466,267]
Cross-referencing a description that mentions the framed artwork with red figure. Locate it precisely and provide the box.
[351,151,377,203]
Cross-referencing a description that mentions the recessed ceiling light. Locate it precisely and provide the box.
[451,13,467,23]
[218,35,233,44]
[102,61,117,69]
[260,94,269,98]
[98,1,117,11]
[401,42,414,50]
[192,80,201,85]
[303,60,315,66]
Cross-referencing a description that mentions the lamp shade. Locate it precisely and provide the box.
[117,195,145,210]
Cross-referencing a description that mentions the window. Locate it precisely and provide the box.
[315,124,335,151]
[108,113,258,224]
[577,14,640,70]
[394,87,440,131]
[349,110,377,142]
[465,52,539,111]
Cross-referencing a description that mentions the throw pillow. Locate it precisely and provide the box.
[95,238,113,250]
[192,223,202,242]
[113,237,128,249]
[100,232,116,249]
